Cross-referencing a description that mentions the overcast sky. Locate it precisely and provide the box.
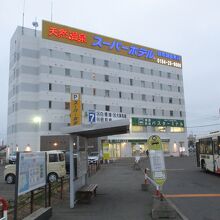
[1,0,220,142]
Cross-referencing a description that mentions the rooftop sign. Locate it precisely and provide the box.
[42,20,182,69]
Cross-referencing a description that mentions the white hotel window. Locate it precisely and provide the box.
[168,85,172,91]
[130,79,133,86]
[131,93,134,100]
[65,68,70,76]
[49,66,53,74]
[80,71,84,79]
[104,60,109,67]
[80,55,83,63]
[142,108,147,115]
[65,52,71,60]
[152,82,155,89]
[105,90,110,97]
[170,110,174,116]
[105,75,109,82]
[142,94,146,101]
[119,91,122,98]
[65,85,71,93]
[141,81,145,87]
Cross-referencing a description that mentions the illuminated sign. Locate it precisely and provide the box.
[70,93,81,126]
[42,20,182,68]
[132,117,184,127]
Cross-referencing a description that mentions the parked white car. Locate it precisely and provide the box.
[4,150,66,184]
[88,152,100,165]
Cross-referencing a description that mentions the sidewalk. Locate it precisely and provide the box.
[52,158,153,220]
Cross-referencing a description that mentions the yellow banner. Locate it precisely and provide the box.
[42,20,182,69]
[103,143,110,160]
[70,93,81,126]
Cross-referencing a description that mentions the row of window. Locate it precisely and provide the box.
[48,84,183,103]
[8,122,184,134]
[60,68,182,90]
[131,126,184,133]
[48,49,182,80]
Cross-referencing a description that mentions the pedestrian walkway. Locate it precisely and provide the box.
[52,158,153,220]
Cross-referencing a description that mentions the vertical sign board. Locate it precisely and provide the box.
[103,142,110,160]
[17,152,46,196]
[147,135,166,186]
[88,110,96,123]
[70,93,82,126]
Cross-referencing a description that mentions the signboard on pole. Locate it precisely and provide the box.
[17,152,46,196]
[88,111,96,123]
[147,135,166,186]
[70,93,82,126]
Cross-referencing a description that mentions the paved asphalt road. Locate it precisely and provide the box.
[161,155,220,220]
[1,155,220,220]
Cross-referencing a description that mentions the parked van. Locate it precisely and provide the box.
[4,150,66,184]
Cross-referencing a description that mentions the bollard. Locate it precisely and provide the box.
[141,168,149,191]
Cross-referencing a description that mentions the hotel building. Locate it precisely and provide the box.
[7,20,187,156]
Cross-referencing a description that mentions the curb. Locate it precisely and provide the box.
[165,197,189,220]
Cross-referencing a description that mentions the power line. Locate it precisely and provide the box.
[187,123,220,128]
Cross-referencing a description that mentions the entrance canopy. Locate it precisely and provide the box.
[62,119,130,208]
[62,119,130,138]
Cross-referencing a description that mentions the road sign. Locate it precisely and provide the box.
[88,111,96,123]
[147,135,166,186]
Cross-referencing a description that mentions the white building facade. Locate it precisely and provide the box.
[7,20,187,156]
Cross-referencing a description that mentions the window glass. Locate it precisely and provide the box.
[170,127,184,132]
[105,75,109,82]
[59,153,65,161]
[65,68,70,76]
[49,154,58,162]
[104,60,109,67]
[131,126,144,132]
[65,85,71,93]
[65,102,70,110]
[154,126,166,132]
[199,138,213,154]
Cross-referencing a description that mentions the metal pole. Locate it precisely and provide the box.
[14,152,20,220]
[69,135,75,208]
[84,137,88,185]
[30,190,34,213]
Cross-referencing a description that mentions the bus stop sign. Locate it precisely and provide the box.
[147,135,166,186]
